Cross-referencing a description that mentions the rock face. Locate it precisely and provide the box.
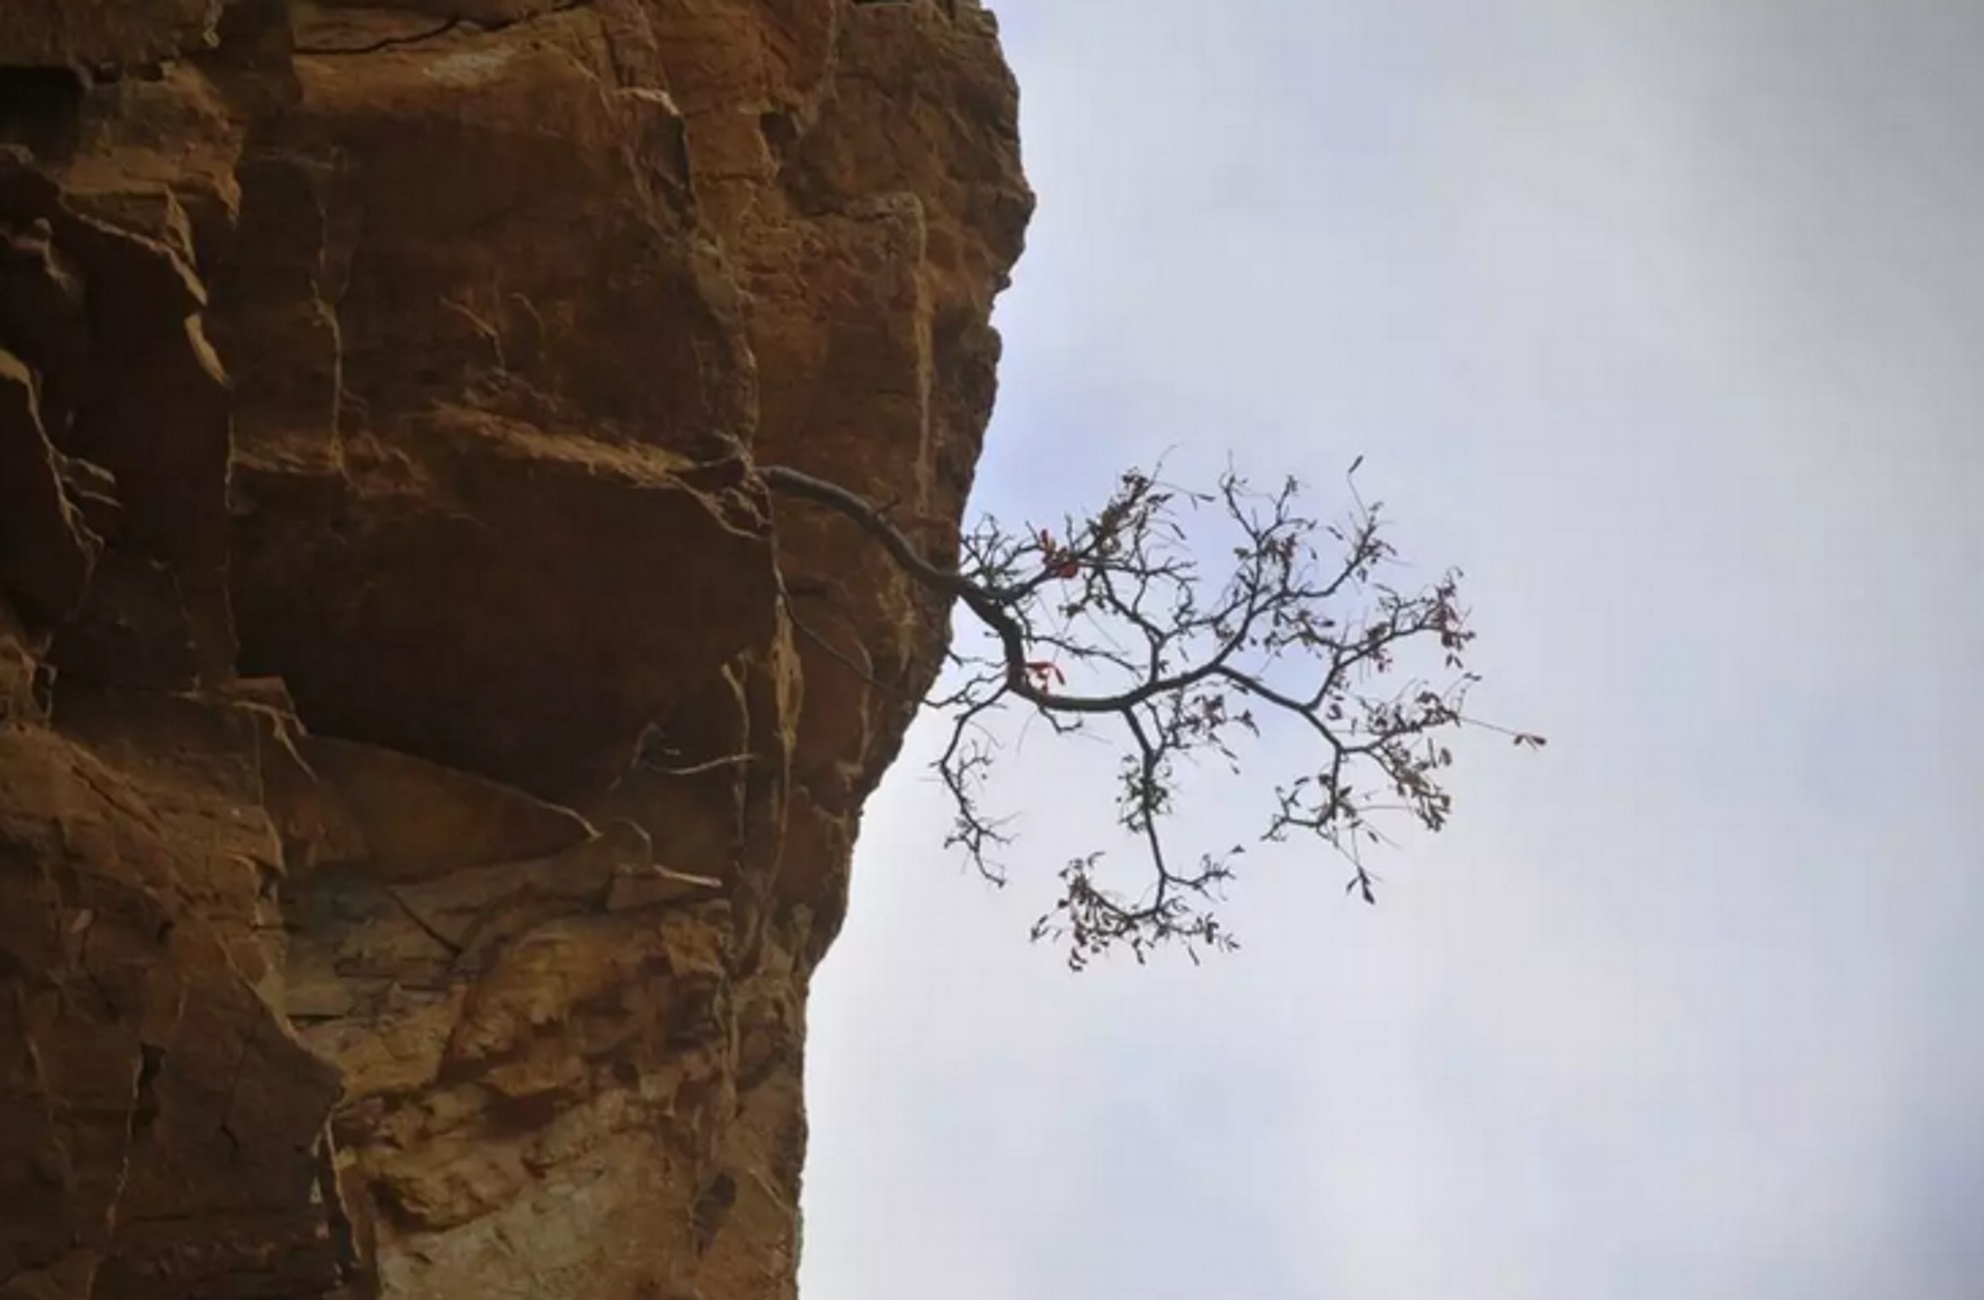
[0,4,1030,1297]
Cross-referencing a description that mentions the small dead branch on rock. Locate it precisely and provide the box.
[763,459,1542,969]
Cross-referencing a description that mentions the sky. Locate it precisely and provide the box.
[799,3,1984,1298]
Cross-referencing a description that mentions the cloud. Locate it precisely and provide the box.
[800,4,1984,1298]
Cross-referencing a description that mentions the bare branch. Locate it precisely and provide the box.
[763,458,1537,968]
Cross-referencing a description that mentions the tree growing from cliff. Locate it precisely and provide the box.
[763,459,1541,970]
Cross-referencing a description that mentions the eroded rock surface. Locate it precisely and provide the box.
[0,3,1030,1296]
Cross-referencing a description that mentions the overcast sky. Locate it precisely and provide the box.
[799,3,1984,1297]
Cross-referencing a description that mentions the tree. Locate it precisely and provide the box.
[763,458,1541,970]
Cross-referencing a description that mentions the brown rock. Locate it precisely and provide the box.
[295,734,596,882]
[0,1,219,67]
[0,348,99,624]
[0,1,1029,1298]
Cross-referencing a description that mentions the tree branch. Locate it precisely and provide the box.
[761,458,1536,968]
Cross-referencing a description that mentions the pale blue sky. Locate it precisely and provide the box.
[801,4,1984,1297]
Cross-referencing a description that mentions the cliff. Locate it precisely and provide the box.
[0,3,1030,1297]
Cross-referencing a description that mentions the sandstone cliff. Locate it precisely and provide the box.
[0,3,1030,1296]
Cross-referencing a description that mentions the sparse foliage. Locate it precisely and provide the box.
[764,458,1541,970]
